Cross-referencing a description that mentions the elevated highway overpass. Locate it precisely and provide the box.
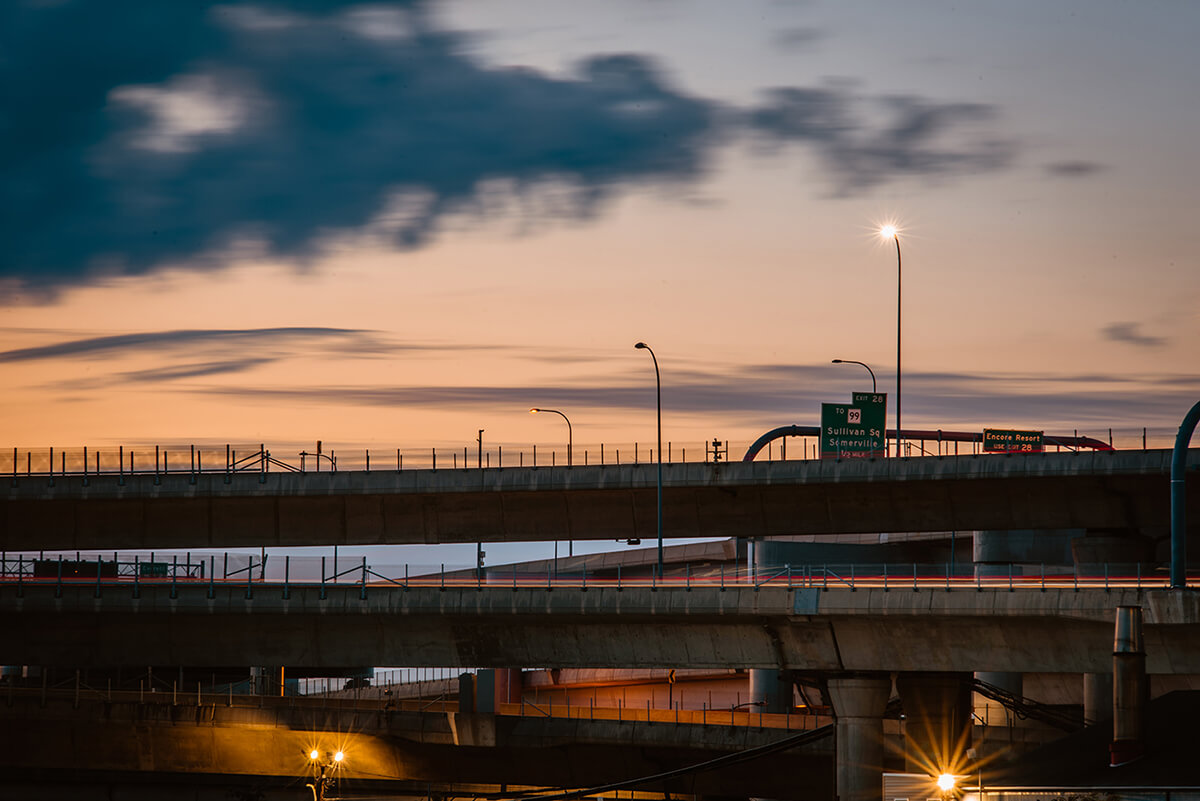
[2,449,1196,551]
[5,582,1200,675]
[0,690,833,801]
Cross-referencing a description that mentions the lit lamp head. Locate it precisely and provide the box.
[529,408,539,414]
[936,773,956,793]
[334,751,345,763]
[879,224,898,240]
[309,749,320,761]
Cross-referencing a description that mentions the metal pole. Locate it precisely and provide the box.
[635,342,663,577]
[894,234,903,457]
[530,409,573,467]
[831,359,876,393]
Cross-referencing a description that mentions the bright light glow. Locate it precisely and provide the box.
[333,751,345,763]
[529,408,539,414]
[936,773,956,792]
[880,224,898,239]
[309,749,320,760]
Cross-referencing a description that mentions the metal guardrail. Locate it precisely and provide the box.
[0,554,1174,594]
[0,686,829,733]
[1,427,1181,480]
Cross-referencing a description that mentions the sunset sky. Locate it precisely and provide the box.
[3,0,1198,465]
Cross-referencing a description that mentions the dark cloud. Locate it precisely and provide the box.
[1045,160,1105,177]
[0,327,379,362]
[1102,322,1166,348]
[747,88,1013,191]
[2,2,1016,289]
[1,1,717,289]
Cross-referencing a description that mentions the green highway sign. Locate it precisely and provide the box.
[983,428,1044,453]
[821,392,887,459]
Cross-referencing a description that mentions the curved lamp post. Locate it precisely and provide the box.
[880,225,902,457]
[634,342,664,578]
[529,408,572,467]
[832,359,877,393]
[307,750,344,801]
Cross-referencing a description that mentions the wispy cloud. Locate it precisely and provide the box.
[197,362,1198,430]
[0,327,382,363]
[118,358,277,383]
[1102,322,1166,348]
[1045,160,1105,177]
[772,27,823,50]
[746,88,1014,192]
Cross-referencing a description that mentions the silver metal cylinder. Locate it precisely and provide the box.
[1111,606,1146,766]
[1113,605,1145,654]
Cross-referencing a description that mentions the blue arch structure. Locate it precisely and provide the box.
[1170,401,1200,589]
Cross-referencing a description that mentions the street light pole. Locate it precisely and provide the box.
[880,226,902,457]
[634,342,663,578]
[530,406,576,558]
[831,359,876,393]
[529,408,573,467]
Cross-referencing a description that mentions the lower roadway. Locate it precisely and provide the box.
[4,583,1200,674]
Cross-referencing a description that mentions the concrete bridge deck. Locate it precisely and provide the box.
[5,583,1200,674]
[2,449,1197,550]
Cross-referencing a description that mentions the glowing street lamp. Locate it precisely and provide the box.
[879,224,903,457]
[529,408,573,467]
[831,359,876,393]
[307,749,345,801]
[936,773,956,795]
[634,341,664,578]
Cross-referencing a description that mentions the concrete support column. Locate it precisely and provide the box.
[749,540,794,715]
[494,668,523,705]
[1111,606,1146,766]
[1084,672,1113,725]
[827,675,892,801]
[896,672,972,776]
[1072,533,1153,576]
[973,671,1022,728]
[750,668,794,714]
[973,529,1081,578]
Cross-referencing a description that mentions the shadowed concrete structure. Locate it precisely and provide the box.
[2,449,1196,550]
[0,691,834,801]
[5,584,1200,673]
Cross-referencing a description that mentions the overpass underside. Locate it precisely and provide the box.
[0,691,835,801]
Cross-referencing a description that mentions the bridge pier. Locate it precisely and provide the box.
[1072,533,1154,574]
[896,672,972,777]
[494,668,523,704]
[973,529,1080,577]
[827,674,891,801]
[1084,671,1113,724]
